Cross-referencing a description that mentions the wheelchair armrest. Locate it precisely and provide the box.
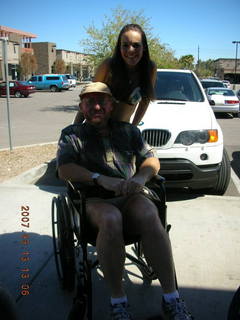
[146,174,166,204]
[66,181,90,203]
[67,180,86,193]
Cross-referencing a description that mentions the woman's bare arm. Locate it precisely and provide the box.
[132,62,157,126]
[93,58,111,82]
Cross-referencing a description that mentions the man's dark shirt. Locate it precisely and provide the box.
[56,120,155,181]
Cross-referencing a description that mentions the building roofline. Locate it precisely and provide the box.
[32,41,56,44]
[57,48,87,54]
[0,25,37,38]
[57,49,94,57]
[214,58,236,61]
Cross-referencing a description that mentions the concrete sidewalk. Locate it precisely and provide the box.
[0,163,240,319]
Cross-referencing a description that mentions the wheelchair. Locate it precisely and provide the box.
[51,175,175,320]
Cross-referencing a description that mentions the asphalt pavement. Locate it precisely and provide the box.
[0,160,240,320]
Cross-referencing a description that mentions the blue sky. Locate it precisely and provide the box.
[1,0,240,61]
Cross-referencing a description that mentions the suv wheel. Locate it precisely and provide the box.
[14,91,21,98]
[211,148,231,195]
[50,85,58,92]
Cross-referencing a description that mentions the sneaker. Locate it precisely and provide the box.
[162,297,193,320]
[110,302,132,320]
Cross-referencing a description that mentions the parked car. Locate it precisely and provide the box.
[28,74,69,92]
[206,87,239,117]
[137,69,230,195]
[201,79,225,89]
[0,81,36,98]
[64,74,77,87]
[222,80,231,88]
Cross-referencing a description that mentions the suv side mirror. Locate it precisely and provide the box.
[209,100,215,106]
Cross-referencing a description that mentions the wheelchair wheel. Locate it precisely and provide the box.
[52,194,76,291]
[227,286,240,320]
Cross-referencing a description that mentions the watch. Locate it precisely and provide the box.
[92,173,100,186]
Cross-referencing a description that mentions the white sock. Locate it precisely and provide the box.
[163,290,180,303]
[111,296,128,306]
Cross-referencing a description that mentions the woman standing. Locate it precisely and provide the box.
[74,24,156,125]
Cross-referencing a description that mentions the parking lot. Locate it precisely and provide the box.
[0,88,80,148]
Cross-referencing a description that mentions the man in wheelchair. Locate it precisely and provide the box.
[56,82,193,320]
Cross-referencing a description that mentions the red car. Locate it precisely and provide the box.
[0,80,36,98]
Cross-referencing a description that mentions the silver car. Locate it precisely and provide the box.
[206,87,239,117]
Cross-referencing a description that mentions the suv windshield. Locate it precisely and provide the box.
[155,71,204,102]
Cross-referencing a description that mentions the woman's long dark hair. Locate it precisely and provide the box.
[110,24,155,102]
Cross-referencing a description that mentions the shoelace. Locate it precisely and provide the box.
[167,299,191,320]
[111,303,131,320]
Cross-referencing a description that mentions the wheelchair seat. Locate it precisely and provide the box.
[51,174,172,320]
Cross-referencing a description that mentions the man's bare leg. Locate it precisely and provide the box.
[86,202,126,298]
[122,194,176,293]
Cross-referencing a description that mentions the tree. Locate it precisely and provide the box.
[79,6,177,69]
[20,53,38,79]
[53,59,66,74]
[195,59,216,78]
[178,55,195,70]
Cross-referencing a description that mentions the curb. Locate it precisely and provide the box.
[0,141,58,152]
[1,162,51,185]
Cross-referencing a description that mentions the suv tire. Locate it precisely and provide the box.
[211,148,231,195]
[50,85,58,92]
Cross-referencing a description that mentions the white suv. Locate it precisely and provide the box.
[137,69,230,195]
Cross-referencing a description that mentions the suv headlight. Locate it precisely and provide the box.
[175,130,218,145]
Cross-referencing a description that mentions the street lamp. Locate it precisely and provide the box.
[232,41,240,89]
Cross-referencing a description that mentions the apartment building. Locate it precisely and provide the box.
[0,25,37,80]
[29,44,93,79]
[56,49,93,80]
[214,58,240,83]
[31,42,57,74]
[0,25,93,81]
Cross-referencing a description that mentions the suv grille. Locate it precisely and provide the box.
[142,129,171,146]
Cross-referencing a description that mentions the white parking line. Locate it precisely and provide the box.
[231,168,240,194]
